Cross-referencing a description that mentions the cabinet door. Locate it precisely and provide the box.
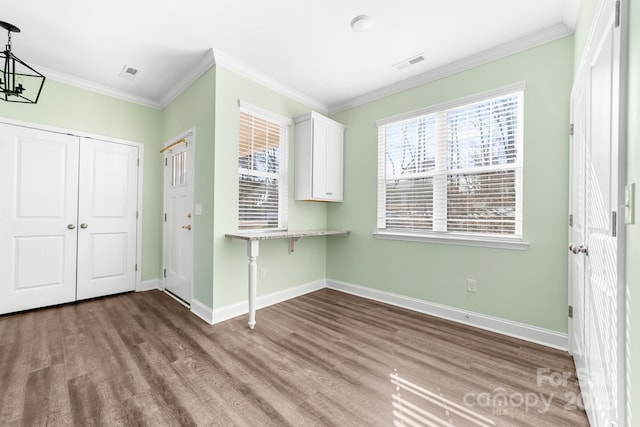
[76,139,139,300]
[311,120,343,201]
[0,124,79,314]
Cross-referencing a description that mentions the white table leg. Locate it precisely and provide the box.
[247,240,259,329]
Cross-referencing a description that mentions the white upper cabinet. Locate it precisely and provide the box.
[294,111,345,202]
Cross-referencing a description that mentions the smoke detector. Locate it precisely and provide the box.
[119,65,139,80]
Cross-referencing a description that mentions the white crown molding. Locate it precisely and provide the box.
[35,64,163,109]
[212,50,329,115]
[157,49,216,109]
[328,23,573,115]
[326,279,568,350]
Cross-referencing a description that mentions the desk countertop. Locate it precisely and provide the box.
[225,229,350,241]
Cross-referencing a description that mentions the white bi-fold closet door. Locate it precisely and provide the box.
[0,123,140,314]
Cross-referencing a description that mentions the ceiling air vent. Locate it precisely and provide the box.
[119,65,139,80]
[392,54,425,71]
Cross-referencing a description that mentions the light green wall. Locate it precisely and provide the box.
[161,67,216,306]
[0,79,163,281]
[327,36,574,332]
[625,0,640,425]
[211,66,329,308]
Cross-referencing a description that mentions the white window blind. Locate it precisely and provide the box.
[238,105,289,231]
[377,87,524,238]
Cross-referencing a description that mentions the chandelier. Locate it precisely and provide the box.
[0,21,45,104]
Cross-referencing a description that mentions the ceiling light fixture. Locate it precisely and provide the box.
[350,15,373,32]
[0,21,45,104]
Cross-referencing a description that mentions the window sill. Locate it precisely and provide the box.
[373,230,530,251]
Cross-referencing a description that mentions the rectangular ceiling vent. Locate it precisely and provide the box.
[119,65,139,80]
[392,54,425,71]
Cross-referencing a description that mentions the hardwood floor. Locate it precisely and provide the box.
[0,289,589,426]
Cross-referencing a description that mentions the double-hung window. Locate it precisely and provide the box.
[376,84,525,245]
[237,101,290,231]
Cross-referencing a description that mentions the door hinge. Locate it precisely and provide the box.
[163,268,167,278]
[612,211,617,237]
[570,123,574,136]
[568,305,573,318]
[569,214,574,227]
[135,264,138,272]
[165,158,168,166]
[136,211,139,219]
[137,158,140,167]
[164,213,167,222]
[615,0,621,28]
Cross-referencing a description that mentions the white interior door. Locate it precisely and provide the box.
[0,124,79,313]
[76,138,139,300]
[569,1,625,426]
[163,134,194,304]
[569,68,587,373]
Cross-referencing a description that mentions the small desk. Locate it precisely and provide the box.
[226,229,350,329]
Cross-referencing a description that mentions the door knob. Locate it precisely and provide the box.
[569,243,588,255]
[67,224,76,229]
[182,225,191,231]
[80,223,88,229]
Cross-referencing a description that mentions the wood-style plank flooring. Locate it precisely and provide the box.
[0,289,589,426]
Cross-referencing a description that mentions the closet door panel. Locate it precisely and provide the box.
[76,139,138,300]
[0,124,79,314]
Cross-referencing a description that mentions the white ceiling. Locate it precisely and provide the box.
[2,0,580,112]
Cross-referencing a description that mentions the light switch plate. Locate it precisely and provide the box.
[625,183,635,224]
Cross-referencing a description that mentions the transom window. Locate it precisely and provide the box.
[237,102,290,231]
[377,85,524,240]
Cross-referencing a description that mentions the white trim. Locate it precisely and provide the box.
[213,50,328,115]
[135,143,144,291]
[158,50,216,109]
[33,49,215,110]
[239,100,293,125]
[210,279,326,325]
[191,298,215,324]
[375,81,526,126]
[326,279,568,350]
[373,231,530,251]
[329,24,571,115]
[140,279,162,292]
[35,64,163,109]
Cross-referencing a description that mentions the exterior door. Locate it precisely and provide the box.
[76,139,140,300]
[569,1,626,425]
[0,124,79,313]
[163,134,194,304]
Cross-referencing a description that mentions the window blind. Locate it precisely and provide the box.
[238,107,289,231]
[378,89,523,238]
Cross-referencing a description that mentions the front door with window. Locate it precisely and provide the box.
[163,133,194,304]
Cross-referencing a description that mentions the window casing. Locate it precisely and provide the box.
[377,85,524,242]
[237,103,290,231]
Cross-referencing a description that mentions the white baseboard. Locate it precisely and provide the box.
[191,298,215,324]
[210,279,326,325]
[139,279,162,292]
[326,279,568,351]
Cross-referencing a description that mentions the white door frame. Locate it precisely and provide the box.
[0,116,145,292]
[568,0,627,424]
[162,128,195,305]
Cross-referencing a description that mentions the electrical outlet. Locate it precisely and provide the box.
[259,268,267,279]
[467,279,477,293]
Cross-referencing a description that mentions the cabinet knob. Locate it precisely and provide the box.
[67,224,76,230]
